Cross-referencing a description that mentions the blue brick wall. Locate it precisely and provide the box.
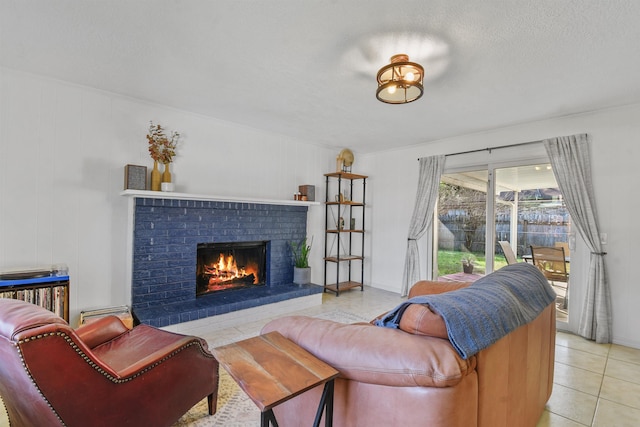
[131,198,312,326]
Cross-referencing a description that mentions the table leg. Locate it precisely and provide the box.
[312,379,335,427]
[261,409,279,427]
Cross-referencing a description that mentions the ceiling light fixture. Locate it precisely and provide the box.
[376,54,424,104]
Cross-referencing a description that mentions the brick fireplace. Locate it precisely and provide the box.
[129,195,321,327]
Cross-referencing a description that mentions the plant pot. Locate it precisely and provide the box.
[462,264,474,274]
[293,267,311,285]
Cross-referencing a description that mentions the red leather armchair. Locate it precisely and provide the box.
[0,298,218,427]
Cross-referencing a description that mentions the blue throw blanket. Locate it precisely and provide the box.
[375,263,556,359]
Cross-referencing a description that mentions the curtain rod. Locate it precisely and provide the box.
[417,139,544,160]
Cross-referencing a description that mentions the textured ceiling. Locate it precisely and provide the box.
[2,0,640,154]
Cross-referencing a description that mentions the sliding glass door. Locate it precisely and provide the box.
[433,161,571,325]
[494,163,571,323]
[433,169,488,279]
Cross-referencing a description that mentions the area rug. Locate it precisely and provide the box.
[173,309,369,427]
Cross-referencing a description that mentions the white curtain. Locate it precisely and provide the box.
[401,155,445,296]
[544,134,611,343]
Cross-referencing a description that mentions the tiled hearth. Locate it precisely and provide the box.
[126,192,321,327]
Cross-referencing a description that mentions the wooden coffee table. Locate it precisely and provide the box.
[212,331,339,427]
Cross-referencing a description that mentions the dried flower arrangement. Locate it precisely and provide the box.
[146,121,180,164]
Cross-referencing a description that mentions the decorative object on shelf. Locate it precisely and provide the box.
[162,162,172,183]
[146,121,180,191]
[338,217,345,230]
[350,218,356,230]
[150,161,161,191]
[124,164,147,190]
[298,185,315,201]
[290,237,313,285]
[161,182,174,192]
[339,148,354,173]
[376,54,424,104]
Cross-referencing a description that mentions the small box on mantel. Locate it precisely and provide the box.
[124,164,147,190]
[299,185,315,201]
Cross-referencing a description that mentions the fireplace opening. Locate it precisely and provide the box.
[196,241,267,296]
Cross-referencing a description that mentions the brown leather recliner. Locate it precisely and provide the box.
[0,299,218,427]
[262,279,555,427]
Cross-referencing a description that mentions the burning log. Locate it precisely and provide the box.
[208,273,255,287]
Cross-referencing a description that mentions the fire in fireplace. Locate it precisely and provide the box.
[196,241,267,296]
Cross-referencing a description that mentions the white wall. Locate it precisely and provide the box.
[0,68,334,324]
[360,103,640,348]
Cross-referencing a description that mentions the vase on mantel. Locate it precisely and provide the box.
[162,162,172,184]
[150,160,161,191]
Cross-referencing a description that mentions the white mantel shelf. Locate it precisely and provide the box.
[120,189,320,206]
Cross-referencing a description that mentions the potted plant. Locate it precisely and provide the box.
[290,237,313,284]
[461,254,476,274]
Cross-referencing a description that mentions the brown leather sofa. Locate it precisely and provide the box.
[0,299,218,427]
[262,277,556,427]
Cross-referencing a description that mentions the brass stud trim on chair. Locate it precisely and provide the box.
[13,340,66,426]
[9,328,218,425]
[17,331,215,383]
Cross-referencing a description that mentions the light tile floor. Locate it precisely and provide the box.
[194,286,640,427]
